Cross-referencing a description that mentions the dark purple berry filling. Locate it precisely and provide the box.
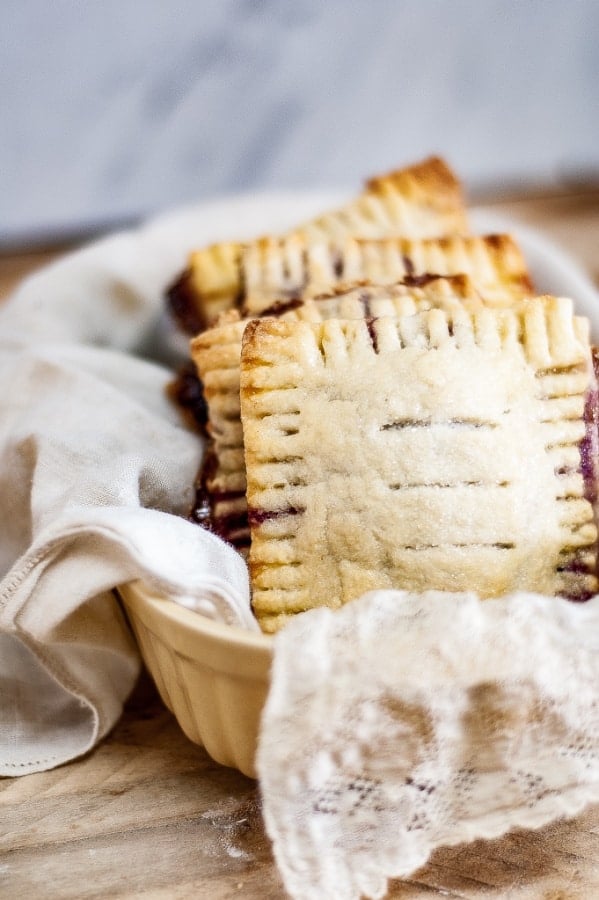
[167,361,208,432]
[248,506,305,527]
[166,269,205,335]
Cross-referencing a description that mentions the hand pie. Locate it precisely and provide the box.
[242,233,531,317]
[171,233,531,331]
[167,156,468,332]
[191,277,486,551]
[239,299,598,633]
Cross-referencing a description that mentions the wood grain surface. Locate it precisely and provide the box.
[1,190,599,900]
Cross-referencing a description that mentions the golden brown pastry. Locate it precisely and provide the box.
[172,231,531,331]
[190,277,487,551]
[168,156,469,332]
[239,299,598,633]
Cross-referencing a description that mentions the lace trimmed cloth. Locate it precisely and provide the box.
[258,590,599,900]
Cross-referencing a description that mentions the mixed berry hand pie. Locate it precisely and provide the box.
[239,233,531,318]
[239,299,598,633]
[191,277,487,552]
[171,231,530,332]
[167,156,468,332]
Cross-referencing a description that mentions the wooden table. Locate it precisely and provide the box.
[2,190,599,899]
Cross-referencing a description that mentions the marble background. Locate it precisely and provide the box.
[1,0,598,245]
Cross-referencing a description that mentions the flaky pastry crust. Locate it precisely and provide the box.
[241,234,532,316]
[240,299,597,633]
[168,156,469,331]
[190,277,485,551]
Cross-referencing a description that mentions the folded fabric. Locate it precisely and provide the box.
[0,225,255,776]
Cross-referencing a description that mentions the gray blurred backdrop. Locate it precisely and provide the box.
[1,0,598,245]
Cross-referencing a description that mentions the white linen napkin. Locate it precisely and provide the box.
[0,221,259,776]
[1,193,338,775]
[2,194,599,900]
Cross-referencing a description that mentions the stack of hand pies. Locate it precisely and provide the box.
[167,157,599,633]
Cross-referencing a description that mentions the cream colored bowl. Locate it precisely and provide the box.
[118,580,273,778]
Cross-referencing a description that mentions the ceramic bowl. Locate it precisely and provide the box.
[119,580,272,778]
